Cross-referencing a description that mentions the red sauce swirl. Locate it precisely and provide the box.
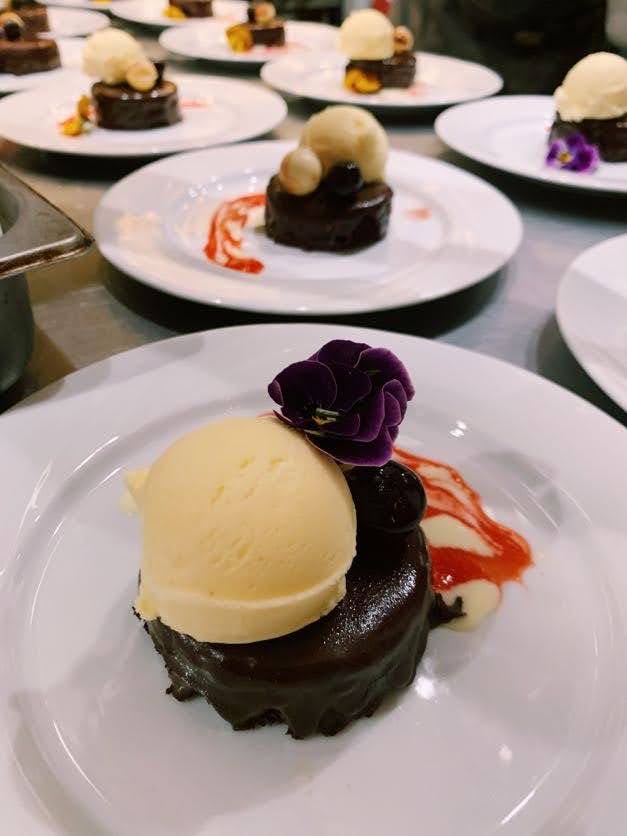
[204,193,266,275]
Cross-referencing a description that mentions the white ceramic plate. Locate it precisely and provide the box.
[261,50,503,112]
[0,73,286,156]
[44,6,108,35]
[556,233,627,411]
[111,0,246,28]
[160,20,338,66]
[435,95,627,194]
[43,0,113,11]
[94,139,522,314]
[2,322,627,836]
[0,37,82,94]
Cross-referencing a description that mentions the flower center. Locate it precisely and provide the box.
[557,150,573,164]
[312,407,340,426]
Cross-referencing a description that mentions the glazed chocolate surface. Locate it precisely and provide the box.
[170,0,212,16]
[550,113,627,162]
[265,174,393,252]
[16,4,49,38]
[0,37,59,75]
[347,52,417,89]
[92,80,181,131]
[250,20,285,47]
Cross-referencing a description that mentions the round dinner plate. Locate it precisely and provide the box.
[159,20,338,66]
[435,95,627,194]
[261,50,503,113]
[94,139,522,314]
[0,73,286,156]
[111,0,246,28]
[0,37,82,94]
[556,233,627,411]
[44,6,108,36]
[1,323,627,836]
[43,0,114,10]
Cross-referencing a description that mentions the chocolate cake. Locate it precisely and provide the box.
[13,3,49,38]
[249,18,285,47]
[170,0,212,17]
[265,174,393,252]
[92,79,181,130]
[144,462,460,739]
[549,114,627,163]
[0,36,59,74]
[346,52,417,89]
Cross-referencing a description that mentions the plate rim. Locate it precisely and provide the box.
[260,49,503,111]
[556,231,627,411]
[0,72,287,157]
[110,0,247,28]
[93,138,523,314]
[435,94,627,195]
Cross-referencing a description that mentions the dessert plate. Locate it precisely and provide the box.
[435,95,627,194]
[94,139,522,314]
[44,6,108,36]
[261,50,503,113]
[556,233,627,411]
[1,323,627,836]
[111,0,246,28]
[0,73,286,156]
[42,0,114,10]
[0,37,82,94]
[159,20,338,67]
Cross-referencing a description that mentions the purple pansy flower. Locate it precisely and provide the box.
[268,339,415,466]
[546,133,600,174]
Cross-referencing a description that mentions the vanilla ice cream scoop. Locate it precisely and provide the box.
[339,8,394,60]
[132,416,357,643]
[299,105,388,183]
[83,28,146,85]
[555,52,627,121]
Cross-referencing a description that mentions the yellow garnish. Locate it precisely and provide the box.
[59,115,85,137]
[163,4,186,18]
[226,22,253,52]
[344,68,382,94]
[58,95,93,137]
[77,94,92,121]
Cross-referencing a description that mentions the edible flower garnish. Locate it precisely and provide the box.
[546,133,600,173]
[268,339,414,466]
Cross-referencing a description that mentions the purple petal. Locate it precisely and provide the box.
[270,360,337,419]
[312,339,371,367]
[357,347,415,400]
[352,390,385,442]
[384,391,402,427]
[571,145,600,173]
[326,363,372,411]
[566,132,587,152]
[383,379,408,420]
[546,139,566,167]
[308,426,394,466]
[267,378,283,406]
[388,424,399,442]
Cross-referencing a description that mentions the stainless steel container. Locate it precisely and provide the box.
[0,166,92,393]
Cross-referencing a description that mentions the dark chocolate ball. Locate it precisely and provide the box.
[4,19,23,41]
[247,5,256,22]
[345,460,427,535]
[325,162,364,197]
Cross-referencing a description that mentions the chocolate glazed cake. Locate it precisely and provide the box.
[550,114,627,163]
[249,19,285,47]
[0,37,59,74]
[15,3,50,38]
[144,462,462,739]
[170,0,213,17]
[347,52,417,89]
[92,79,181,131]
[265,174,393,252]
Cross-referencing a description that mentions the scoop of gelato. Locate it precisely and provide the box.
[83,28,146,85]
[299,105,388,183]
[339,8,394,61]
[555,52,627,122]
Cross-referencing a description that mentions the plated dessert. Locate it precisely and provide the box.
[226,1,284,53]
[61,28,181,134]
[339,8,416,94]
[0,10,59,74]
[163,0,212,20]
[0,0,49,37]
[548,52,627,169]
[128,338,532,738]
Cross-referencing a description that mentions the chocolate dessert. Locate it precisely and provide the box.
[226,2,285,52]
[92,77,181,131]
[169,0,212,17]
[145,463,458,739]
[346,51,417,90]
[10,0,49,38]
[550,114,627,163]
[266,172,392,252]
[0,14,59,75]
